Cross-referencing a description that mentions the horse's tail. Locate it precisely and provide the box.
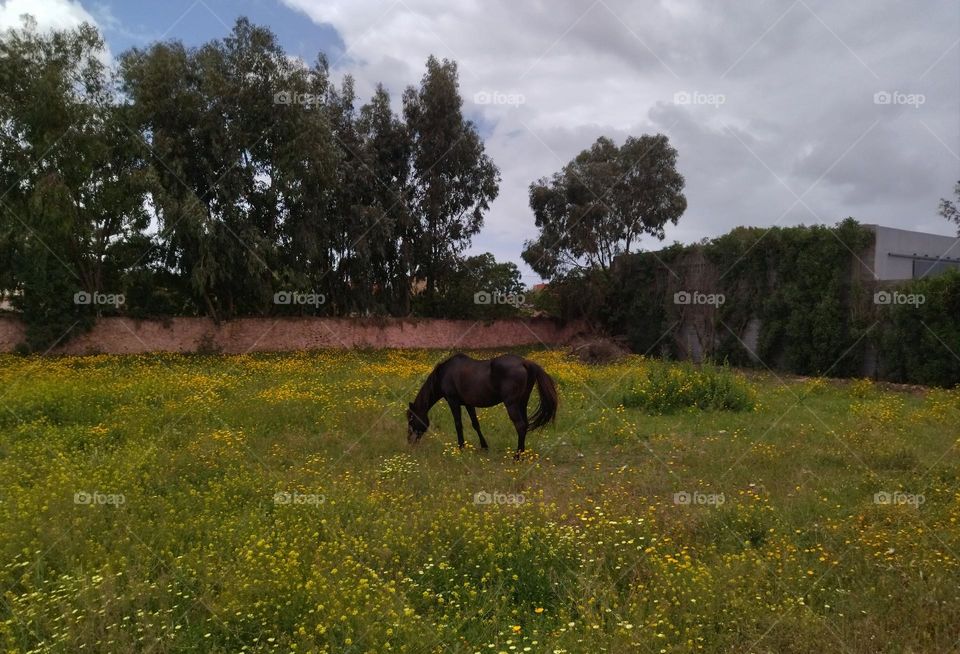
[525,361,558,431]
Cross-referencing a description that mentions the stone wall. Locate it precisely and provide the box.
[0,316,589,355]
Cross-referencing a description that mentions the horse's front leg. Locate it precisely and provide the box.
[447,399,465,450]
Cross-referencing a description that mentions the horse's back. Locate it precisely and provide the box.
[446,352,523,371]
[440,353,529,406]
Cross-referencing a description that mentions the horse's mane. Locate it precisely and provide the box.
[413,357,449,408]
[413,354,466,408]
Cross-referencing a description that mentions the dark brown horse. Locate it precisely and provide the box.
[407,353,558,458]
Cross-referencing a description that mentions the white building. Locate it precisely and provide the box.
[863,224,960,281]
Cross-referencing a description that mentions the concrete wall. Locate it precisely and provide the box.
[0,316,589,355]
[865,224,960,281]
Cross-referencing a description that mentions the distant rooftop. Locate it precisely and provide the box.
[862,224,960,281]
[862,223,960,240]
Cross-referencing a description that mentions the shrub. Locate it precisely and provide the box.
[622,361,756,414]
[569,338,630,365]
[876,269,960,387]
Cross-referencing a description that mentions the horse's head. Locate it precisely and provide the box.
[407,402,429,444]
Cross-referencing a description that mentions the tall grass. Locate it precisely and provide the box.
[622,361,756,413]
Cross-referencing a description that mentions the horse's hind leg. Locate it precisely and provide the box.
[465,405,488,450]
[505,401,528,460]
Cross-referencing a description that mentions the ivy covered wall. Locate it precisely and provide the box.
[601,219,960,386]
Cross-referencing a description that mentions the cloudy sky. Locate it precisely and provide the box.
[3,0,958,282]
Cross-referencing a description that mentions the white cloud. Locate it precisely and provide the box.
[0,0,97,32]
[281,0,959,281]
[0,0,113,65]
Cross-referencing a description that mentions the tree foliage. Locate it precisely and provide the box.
[877,269,960,386]
[522,134,686,279]
[121,19,344,320]
[403,56,500,311]
[0,17,503,349]
[0,18,150,350]
[939,180,959,235]
[416,252,525,319]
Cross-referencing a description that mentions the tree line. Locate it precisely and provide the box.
[0,17,512,350]
[0,14,697,353]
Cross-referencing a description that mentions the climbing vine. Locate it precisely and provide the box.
[704,218,873,376]
[596,220,883,377]
[875,269,960,386]
[603,243,685,356]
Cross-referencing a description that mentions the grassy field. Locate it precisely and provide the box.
[1,349,958,653]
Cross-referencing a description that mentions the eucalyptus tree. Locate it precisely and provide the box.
[402,56,500,312]
[0,17,150,350]
[2,16,506,336]
[354,84,414,315]
[522,134,686,279]
[120,18,338,320]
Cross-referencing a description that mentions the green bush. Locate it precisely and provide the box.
[603,244,684,355]
[876,269,960,387]
[622,361,756,414]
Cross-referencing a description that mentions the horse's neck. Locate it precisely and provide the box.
[414,372,440,412]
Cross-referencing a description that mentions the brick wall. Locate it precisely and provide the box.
[0,316,589,355]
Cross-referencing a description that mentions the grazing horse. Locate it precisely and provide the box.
[406,353,558,458]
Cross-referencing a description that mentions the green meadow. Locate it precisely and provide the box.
[1,349,958,653]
